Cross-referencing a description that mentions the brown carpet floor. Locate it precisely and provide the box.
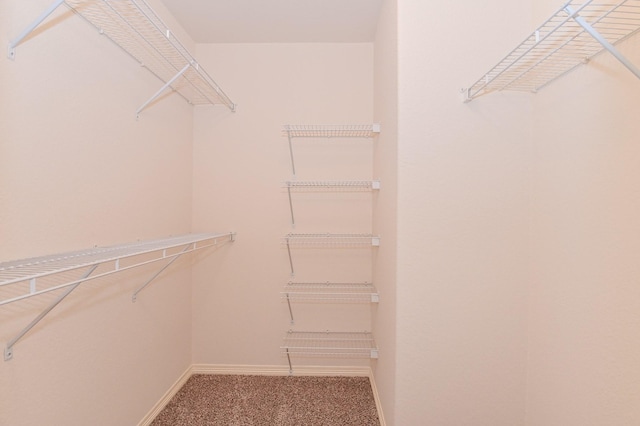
[150,374,380,426]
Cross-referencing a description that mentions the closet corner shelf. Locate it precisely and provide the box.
[282,330,378,373]
[0,232,235,361]
[8,0,235,115]
[463,0,640,102]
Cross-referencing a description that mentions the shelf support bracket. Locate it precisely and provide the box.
[285,237,295,276]
[4,263,100,361]
[136,63,191,118]
[285,292,295,325]
[285,347,293,375]
[7,0,65,60]
[132,243,192,302]
[565,5,640,80]
[287,185,296,227]
[286,131,297,176]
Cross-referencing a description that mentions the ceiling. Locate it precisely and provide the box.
[160,0,383,43]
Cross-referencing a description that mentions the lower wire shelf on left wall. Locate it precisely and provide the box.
[0,232,236,361]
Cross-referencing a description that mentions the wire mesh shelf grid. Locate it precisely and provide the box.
[465,0,640,101]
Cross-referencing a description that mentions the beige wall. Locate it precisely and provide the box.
[527,17,640,426]
[395,0,532,424]
[373,0,398,423]
[0,0,198,424]
[190,44,375,367]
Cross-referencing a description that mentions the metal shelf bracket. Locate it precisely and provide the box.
[136,63,191,119]
[564,5,640,80]
[4,264,99,361]
[7,0,65,60]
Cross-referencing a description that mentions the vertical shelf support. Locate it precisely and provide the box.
[4,264,99,361]
[565,5,640,80]
[7,0,65,60]
[136,62,192,118]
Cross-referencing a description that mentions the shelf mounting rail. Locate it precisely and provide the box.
[8,0,236,115]
[0,232,235,360]
[464,0,640,101]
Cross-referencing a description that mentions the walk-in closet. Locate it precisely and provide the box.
[2,0,640,425]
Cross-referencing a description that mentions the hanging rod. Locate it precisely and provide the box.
[1,232,235,360]
[464,0,640,101]
[282,124,381,176]
[8,0,236,115]
[282,330,378,374]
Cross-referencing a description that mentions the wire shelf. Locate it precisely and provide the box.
[282,124,381,139]
[282,282,379,303]
[465,0,640,101]
[0,232,234,306]
[1,231,235,361]
[282,331,378,359]
[282,124,380,176]
[285,180,380,191]
[283,233,380,247]
[9,0,235,113]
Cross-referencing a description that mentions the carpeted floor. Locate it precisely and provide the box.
[150,374,380,426]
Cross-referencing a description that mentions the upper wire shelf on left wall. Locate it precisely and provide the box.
[8,0,236,116]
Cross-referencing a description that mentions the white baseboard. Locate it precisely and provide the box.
[140,364,386,426]
[191,363,372,377]
[137,365,193,426]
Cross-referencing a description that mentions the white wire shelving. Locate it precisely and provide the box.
[282,282,379,324]
[464,0,640,102]
[284,180,380,226]
[8,0,235,116]
[283,233,380,247]
[283,233,380,276]
[282,330,378,374]
[0,232,235,361]
[283,233,379,276]
[282,124,380,176]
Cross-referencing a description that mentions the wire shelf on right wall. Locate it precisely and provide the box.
[463,0,640,102]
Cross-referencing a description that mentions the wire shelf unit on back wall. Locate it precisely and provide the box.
[279,124,381,374]
[8,0,235,116]
[464,0,640,102]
